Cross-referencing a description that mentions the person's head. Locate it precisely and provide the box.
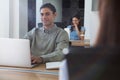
[40,3,57,28]
[70,14,81,26]
[69,14,81,31]
[95,0,120,46]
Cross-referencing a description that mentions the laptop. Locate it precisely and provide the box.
[0,38,38,68]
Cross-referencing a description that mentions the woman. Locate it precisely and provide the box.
[67,14,85,40]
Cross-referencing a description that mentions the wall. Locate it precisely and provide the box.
[84,0,100,46]
[19,0,28,38]
[36,0,62,27]
[0,0,9,38]
[62,0,84,26]
[0,0,28,38]
[9,0,20,38]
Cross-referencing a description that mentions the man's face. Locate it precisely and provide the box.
[40,8,56,27]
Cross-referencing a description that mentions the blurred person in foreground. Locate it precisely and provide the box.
[95,0,120,46]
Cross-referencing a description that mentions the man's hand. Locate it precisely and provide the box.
[31,55,43,64]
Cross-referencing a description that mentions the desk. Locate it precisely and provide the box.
[70,39,90,47]
[0,64,58,80]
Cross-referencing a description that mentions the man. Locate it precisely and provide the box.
[24,3,69,64]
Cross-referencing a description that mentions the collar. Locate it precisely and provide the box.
[40,24,58,33]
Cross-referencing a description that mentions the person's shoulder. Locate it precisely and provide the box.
[27,27,36,33]
[56,26,68,34]
[29,27,38,31]
[28,27,41,34]
[57,27,66,32]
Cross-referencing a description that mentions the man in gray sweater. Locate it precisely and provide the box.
[24,3,69,64]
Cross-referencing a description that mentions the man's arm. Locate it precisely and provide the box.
[24,28,37,47]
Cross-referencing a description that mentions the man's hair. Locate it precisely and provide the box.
[40,3,56,13]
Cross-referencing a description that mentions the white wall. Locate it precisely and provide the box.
[84,0,100,46]
[36,0,62,27]
[36,0,43,27]
[10,0,28,38]
[19,0,28,38]
[0,0,9,38]
[9,0,20,38]
[0,0,28,38]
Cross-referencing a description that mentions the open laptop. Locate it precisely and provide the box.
[0,38,38,68]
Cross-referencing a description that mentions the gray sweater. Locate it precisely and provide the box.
[24,25,69,62]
